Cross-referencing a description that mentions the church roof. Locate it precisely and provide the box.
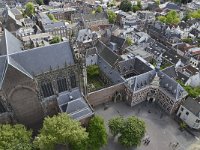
[0,29,75,89]
[0,29,22,55]
[96,40,120,66]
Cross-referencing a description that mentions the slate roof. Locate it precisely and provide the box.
[0,29,75,89]
[126,67,187,101]
[10,8,21,15]
[127,69,156,91]
[82,13,107,23]
[182,97,200,117]
[158,71,187,101]
[110,35,126,49]
[162,66,189,83]
[77,28,94,43]
[162,66,177,79]
[57,89,94,120]
[0,29,22,55]
[10,42,74,75]
[161,2,180,10]
[86,47,97,57]
[96,40,120,66]
[97,56,124,84]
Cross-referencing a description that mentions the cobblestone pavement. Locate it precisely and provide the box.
[95,101,197,150]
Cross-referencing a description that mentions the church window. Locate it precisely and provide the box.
[186,112,189,115]
[41,82,54,98]
[181,107,184,111]
[196,119,200,123]
[57,77,68,93]
[70,74,77,88]
[0,100,6,113]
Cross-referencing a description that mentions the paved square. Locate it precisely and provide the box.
[95,101,197,150]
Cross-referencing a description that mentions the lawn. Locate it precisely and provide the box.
[87,65,107,92]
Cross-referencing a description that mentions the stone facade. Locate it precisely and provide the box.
[87,83,125,106]
[0,64,79,127]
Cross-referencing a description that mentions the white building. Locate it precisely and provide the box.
[177,97,200,129]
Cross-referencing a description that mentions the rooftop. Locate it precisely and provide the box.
[57,88,94,120]
[183,97,200,117]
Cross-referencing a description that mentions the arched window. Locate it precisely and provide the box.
[57,77,68,93]
[41,81,54,98]
[70,74,77,88]
[0,99,6,113]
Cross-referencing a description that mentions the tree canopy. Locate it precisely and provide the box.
[108,116,124,136]
[108,116,146,148]
[158,10,180,25]
[34,113,88,150]
[50,36,61,44]
[155,0,160,6]
[107,10,117,23]
[96,6,103,13]
[177,80,200,98]
[35,0,43,5]
[24,2,35,17]
[87,65,100,79]
[189,9,200,19]
[0,124,32,150]
[47,14,58,22]
[119,0,132,12]
[87,116,108,150]
[126,37,133,46]
[107,0,116,7]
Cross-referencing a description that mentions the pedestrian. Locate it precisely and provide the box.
[147,140,150,145]
[144,139,147,145]
[175,142,179,148]
[169,142,172,147]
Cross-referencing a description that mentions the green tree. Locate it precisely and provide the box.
[87,65,100,79]
[35,0,43,5]
[47,14,58,22]
[34,113,88,150]
[108,116,146,148]
[24,2,35,17]
[50,36,60,44]
[96,6,103,13]
[108,116,124,136]
[118,116,145,147]
[126,37,133,46]
[189,9,200,19]
[87,116,108,150]
[43,0,50,5]
[0,124,32,150]
[132,5,140,12]
[176,80,200,98]
[107,10,117,23]
[155,0,160,6]
[107,0,116,7]
[158,10,180,25]
[119,0,132,12]
[137,0,142,9]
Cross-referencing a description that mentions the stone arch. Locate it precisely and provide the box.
[113,91,122,103]
[8,86,44,127]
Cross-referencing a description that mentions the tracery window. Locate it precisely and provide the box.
[57,77,68,93]
[0,100,6,113]
[41,81,54,98]
[70,74,77,88]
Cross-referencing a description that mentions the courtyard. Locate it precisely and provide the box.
[95,101,197,150]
